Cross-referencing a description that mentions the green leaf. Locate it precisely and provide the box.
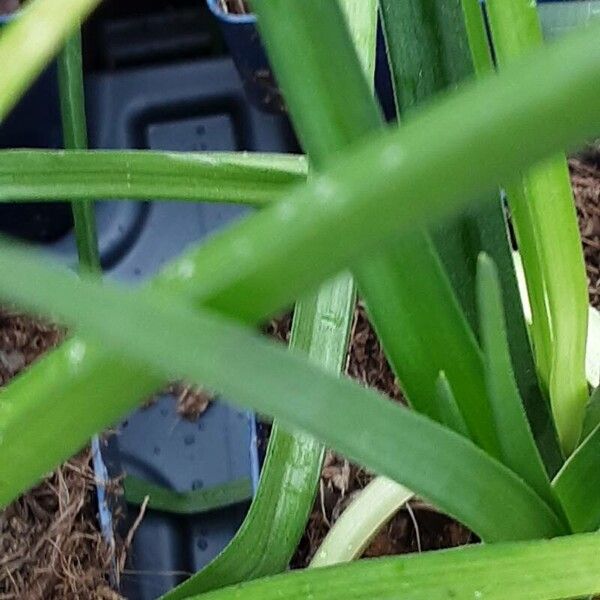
[434,372,469,437]
[379,0,477,113]
[376,0,500,445]
[3,18,600,506]
[0,241,566,541]
[0,150,307,205]
[460,0,494,77]
[553,418,600,533]
[57,31,100,273]
[165,4,377,597]
[459,0,563,473]
[354,236,494,450]
[162,7,364,596]
[164,273,356,600]
[123,476,253,515]
[380,0,561,471]
[310,476,413,568]
[185,533,600,600]
[486,0,590,456]
[163,430,324,599]
[154,20,600,324]
[252,0,381,171]
[256,0,500,457]
[476,254,560,517]
[0,0,101,121]
[581,384,600,440]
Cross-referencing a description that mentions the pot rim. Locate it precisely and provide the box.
[206,0,256,25]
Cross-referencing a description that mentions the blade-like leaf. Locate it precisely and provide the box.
[0,150,307,206]
[162,429,323,598]
[461,0,494,77]
[0,241,566,541]
[434,372,470,437]
[459,0,563,473]
[62,24,600,325]
[0,0,101,121]
[164,272,356,600]
[3,20,600,504]
[380,0,561,471]
[255,0,499,457]
[581,384,600,440]
[189,533,600,600]
[252,0,381,171]
[354,236,493,446]
[476,254,560,516]
[486,0,590,455]
[57,31,100,273]
[310,476,413,568]
[553,418,600,533]
[165,6,371,595]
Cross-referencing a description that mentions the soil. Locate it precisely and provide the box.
[219,0,250,15]
[570,156,600,309]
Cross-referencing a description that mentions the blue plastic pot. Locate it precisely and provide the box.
[205,0,284,113]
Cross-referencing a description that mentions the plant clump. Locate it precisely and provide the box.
[293,158,600,566]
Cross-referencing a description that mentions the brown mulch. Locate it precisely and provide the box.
[0,308,63,386]
[168,382,214,421]
[0,308,210,597]
[570,157,600,309]
[0,450,122,600]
